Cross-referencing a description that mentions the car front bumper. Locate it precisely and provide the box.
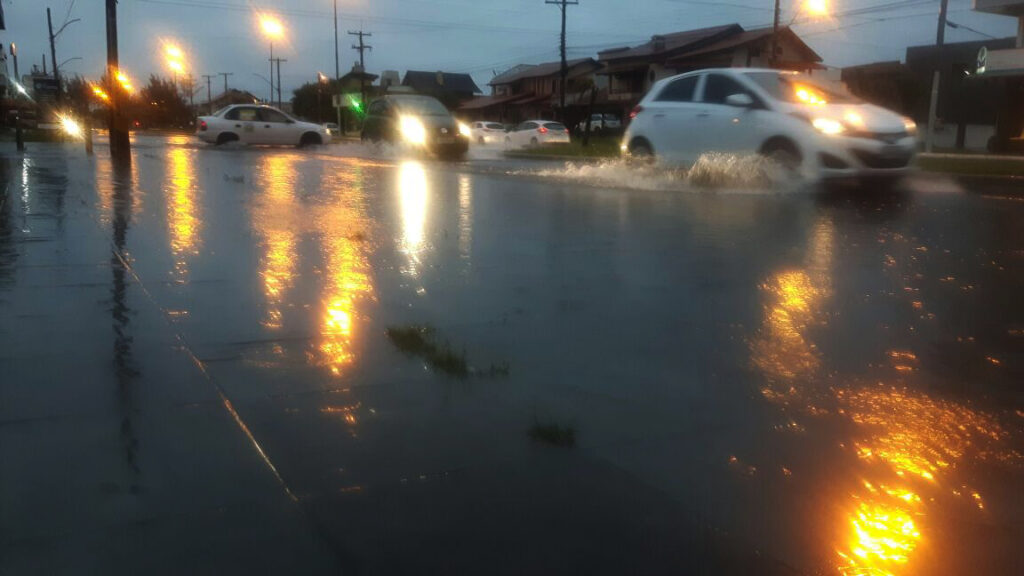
[812,133,917,179]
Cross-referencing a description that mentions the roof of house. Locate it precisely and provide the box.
[598,24,743,62]
[488,58,600,85]
[402,71,482,94]
[458,93,529,110]
[667,26,822,65]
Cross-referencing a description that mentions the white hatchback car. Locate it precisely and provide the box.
[197,104,332,147]
[622,68,917,180]
[470,121,507,145]
[505,120,571,148]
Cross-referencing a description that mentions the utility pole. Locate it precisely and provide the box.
[47,7,80,104]
[334,0,340,80]
[273,58,286,108]
[47,8,60,102]
[106,0,130,161]
[771,0,781,67]
[202,74,214,114]
[334,0,344,134]
[218,72,232,95]
[10,43,18,81]
[545,0,578,120]
[925,0,950,152]
[349,30,372,111]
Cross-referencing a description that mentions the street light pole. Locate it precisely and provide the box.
[47,8,61,102]
[106,0,130,161]
[772,0,781,67]
[269,41,274,105]
[925,0,950,152]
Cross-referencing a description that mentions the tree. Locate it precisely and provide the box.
[291,79,338,123]
[129,75,191,129]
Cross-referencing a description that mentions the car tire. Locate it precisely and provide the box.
[478,136,485,145]
[761,138,801,172]
[628,139,655,163]
[299,132,323,148]
[215,132,239,146]
[530,137,539,147]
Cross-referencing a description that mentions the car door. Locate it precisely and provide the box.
[224,106,260,143]
[509,122,533,147]
[696,73,768,156]
[645,74,702,165]
[259,108,298,145]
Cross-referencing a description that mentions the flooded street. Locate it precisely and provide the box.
[2,135,1022,575]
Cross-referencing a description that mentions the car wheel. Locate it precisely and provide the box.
[478,136,485,145]
[299,132,322,148]
[215,132,239,146]
[628,139,655,163]
[530,137,539,146]
[761,138,801,172]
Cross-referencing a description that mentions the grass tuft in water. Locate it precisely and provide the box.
[386,325,469,378]
[528,421,576,448]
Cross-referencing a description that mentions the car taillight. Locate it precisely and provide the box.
[538,126,548,134]
[200,120,208,131]
[629,106,643,120]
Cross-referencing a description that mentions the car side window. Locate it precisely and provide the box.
[260,109,289,123]
[228,107,259,122]
[655,76,699,102]
[368,100,385,116]
[702,74,760,107]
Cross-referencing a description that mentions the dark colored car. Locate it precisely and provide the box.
[361,94,470,159]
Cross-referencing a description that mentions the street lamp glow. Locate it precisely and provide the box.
[165,44,184,60]
[116,71,134,92]
[805,0,829,17]
[259,15,285,39]
[168,60,184,73]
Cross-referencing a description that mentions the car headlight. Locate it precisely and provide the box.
[902,117,917,136]
[812,117,845,136]
[324,128,332,136]
[458,122,472,138]
[400,115,427,145]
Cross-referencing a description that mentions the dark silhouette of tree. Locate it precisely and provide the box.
[291,79,338,123]
[128,75,192,129]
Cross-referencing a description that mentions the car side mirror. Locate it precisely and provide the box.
[726,93,755,108]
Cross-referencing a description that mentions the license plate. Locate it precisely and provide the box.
[437,136,455,144]
[881,145,905,157]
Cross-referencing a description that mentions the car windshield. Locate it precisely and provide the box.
[392,96,451,116]
[744,71,860,105]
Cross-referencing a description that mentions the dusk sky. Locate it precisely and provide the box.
[1,0,1017,99]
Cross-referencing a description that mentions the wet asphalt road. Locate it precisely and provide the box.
[1,135,1023,575]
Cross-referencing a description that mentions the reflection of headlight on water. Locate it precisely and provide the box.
[400,115,427,145]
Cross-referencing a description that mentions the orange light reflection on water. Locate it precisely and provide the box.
[166,146,200,278]
[254,155,299,331]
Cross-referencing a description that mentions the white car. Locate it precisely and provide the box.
[577,114,622,133]
[505,120,571,148]
[469,121,507,145]
[622,68,917,180]
[196,104,332,147]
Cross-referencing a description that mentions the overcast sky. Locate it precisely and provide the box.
[1,0,1017,99]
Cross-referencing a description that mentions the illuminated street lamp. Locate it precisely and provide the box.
[772,0,831,67]
[116,71,134,93]
[258,14,286,107]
